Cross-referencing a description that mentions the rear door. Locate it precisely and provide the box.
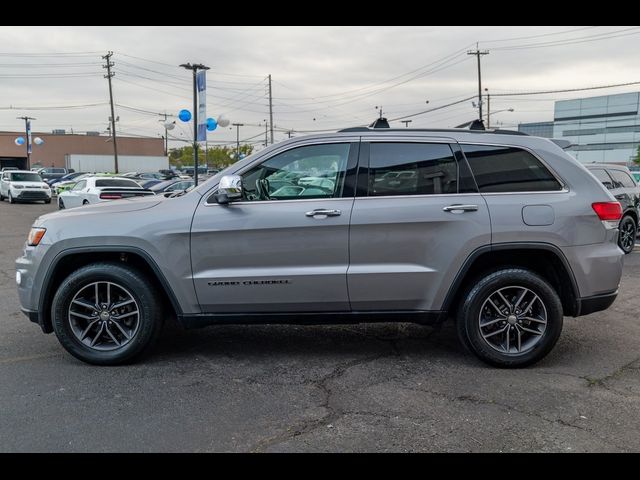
[348,137,491,312]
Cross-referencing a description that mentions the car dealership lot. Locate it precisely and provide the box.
[1,200,639,452]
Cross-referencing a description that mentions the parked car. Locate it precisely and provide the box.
[631,171,640,183]
[149,179,195,194]
[0,170,51,204]
[17,129,624,367]
[1,166,19,172]
[140,179,164,189]
[37,167,71,182]
[48,171,86,187]
[57,176,153,209]
[585,164,640,254]
[123,171,177,181]
[53,173,93,196]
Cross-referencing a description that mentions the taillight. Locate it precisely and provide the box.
[100,193,122,200]
[592,202,622,221]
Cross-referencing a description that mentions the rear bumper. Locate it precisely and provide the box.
[575,291,617,317]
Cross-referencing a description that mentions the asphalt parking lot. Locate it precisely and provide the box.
[1,200,639,452]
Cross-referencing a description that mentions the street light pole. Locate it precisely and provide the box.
[180,63,209,186]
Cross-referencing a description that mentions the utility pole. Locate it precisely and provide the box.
[485,88,491,129]
[268,74,274,144]
[286,131,293,139]
[233,123,244,160]
[102,51,119,173]
[160,113,169,156]
[17,116,35,169]
[467,45,489,122]
[264,120,268,147]
[180,63,210,186]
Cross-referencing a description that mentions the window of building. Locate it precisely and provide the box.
[368,143,457,196]
[461,144,562,193]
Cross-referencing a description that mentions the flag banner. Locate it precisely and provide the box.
[196,70,207,142]
[26,120,32,154]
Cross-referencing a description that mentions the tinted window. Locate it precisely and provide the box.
[72,180,86,191]
[240,143,350,201]
[96,179,141,188]
[590,169,614,189]
[609,169,636,188]
[368,143,457,196]
[462,144,562,193]
[9,172,42,182]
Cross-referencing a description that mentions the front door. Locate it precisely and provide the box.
[348,139,491,312]
[191,141,358,313]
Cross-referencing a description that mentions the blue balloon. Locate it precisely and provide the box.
[206,118,217,131]
[14,136,25,146]
[178,109,192,122]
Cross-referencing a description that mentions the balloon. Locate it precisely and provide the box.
[178,109,192,122]
[206,118,217,131]
[34,137,44,145]
[217,115,230,128]
[14,137,25,146]
[165,122,176,131]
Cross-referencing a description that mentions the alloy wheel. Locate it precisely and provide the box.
[478,286,547,355]
[68,281,140,351]
[619,218,636,252]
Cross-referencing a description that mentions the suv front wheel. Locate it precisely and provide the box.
[51,262,163,365]
[457,269,563,368]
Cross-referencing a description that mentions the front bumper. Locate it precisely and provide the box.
[12,189,51,201]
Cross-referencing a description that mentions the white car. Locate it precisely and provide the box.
[0,170,51,204]
[57,176,155,210]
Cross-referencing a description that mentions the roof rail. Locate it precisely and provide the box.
[337,127,528,136]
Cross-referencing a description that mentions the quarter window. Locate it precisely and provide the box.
[240,143,350,201]
[461,144,562,193]
[368,143,458,196]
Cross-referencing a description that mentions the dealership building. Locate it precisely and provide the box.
[0,130,165,171]
[519,91,640,165]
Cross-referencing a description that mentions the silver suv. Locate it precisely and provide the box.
[16,129,625,367]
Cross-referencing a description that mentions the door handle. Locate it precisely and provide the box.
[443,204,479,213]
[305,209,342,217]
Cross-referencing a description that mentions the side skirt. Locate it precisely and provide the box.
[178,310,447,329]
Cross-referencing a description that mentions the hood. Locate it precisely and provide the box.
[37,195,163,224]
[10,181,48,188]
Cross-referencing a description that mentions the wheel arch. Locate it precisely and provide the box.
[443,243,581,319]
[38,247,182,333]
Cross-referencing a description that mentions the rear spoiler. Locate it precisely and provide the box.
[550,139,573,150]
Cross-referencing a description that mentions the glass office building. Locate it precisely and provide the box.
[517,92,640,166]
[553,92,640,165]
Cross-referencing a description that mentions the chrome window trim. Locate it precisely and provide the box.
[204,196,351,207]
[459,141,569,193]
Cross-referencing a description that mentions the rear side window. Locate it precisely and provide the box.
[590,169,615,189]
[461,144,562,193]
[368,143,457,196]
[609,169,636,188]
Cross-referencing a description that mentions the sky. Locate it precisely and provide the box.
[1,25,640,150]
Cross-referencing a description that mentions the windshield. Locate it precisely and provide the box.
[96,179,141,188]
[10,172,42,182]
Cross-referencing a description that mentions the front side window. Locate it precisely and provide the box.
[72,181,86,191]
[609,169,636,188]
[462,144,562,193]
[240,143,350,201]
[368,143,458,196]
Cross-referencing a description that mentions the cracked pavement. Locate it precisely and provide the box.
[1,201,639,452]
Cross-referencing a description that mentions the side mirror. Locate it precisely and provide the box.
[215,175,243,205]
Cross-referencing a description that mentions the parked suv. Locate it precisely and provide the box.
[37,167,70,182]
[585,164,640,254]
[16,129,624,367]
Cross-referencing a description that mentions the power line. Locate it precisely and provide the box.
[480,26,601,44]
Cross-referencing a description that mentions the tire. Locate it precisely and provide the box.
[44,199,51,204]
[82,200,89,206]
[456,268,563,368]
[0,192,4,201]
[58,198,65,210]
[618,215,636,254]
[51,262,164,365]
[8,192,15,204]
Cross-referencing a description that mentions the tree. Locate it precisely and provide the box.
[169,144,254,169]
[634,145,640,166]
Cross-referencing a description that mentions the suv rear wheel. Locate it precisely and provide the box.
[456,268,563,368]
[618,215,636,254]
[51,262,163,365]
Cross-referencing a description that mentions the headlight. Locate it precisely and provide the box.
[42,185,50,189]
[27,227,46,247]
[12,184,24,189]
